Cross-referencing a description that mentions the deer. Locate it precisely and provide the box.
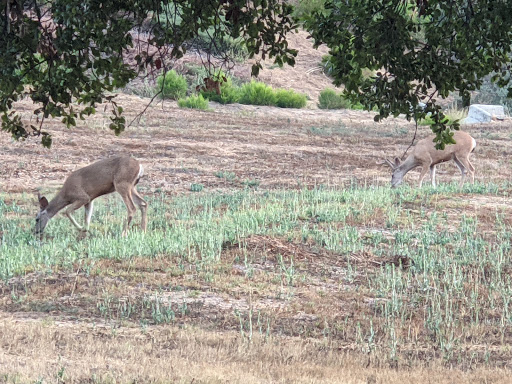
[382,131,476,188]
[35,156,147,237]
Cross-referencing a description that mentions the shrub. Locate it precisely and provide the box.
[211,83,241,104]
[150,4,248,62]
[321,55,375,81]
[320,55,335,77]
[238,81,277,106]
[157,70,188,100]
[419,107,467,126]
[317,88,364,110]
[293,0,327,21]
[196,29,248,62]
[123,79,155,98]
[318,89,347,109]
[200,75,241,105]
[177,94,209,110]
[472,73,512,111]
[275,89,307,108]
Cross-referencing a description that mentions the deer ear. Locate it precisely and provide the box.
[394,157,401,166]
[39,195,49,209]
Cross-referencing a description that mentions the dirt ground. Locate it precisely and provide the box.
[2,94,511,197]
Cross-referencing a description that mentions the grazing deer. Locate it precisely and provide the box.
[382,131,476,188]
[35,156,147,236]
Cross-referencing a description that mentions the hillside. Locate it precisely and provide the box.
[124,29,332,106]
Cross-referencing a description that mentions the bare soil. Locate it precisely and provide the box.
[3,95,511,196]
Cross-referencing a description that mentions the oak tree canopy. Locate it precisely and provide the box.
[304,0,512,147]
[0,0,297,147]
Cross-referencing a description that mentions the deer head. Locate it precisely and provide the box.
[380,157,405,188]
[35,192,50,235]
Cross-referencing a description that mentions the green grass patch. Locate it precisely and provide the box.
[215,171,237,181]
[177,94,209,110]
[3,181,512,363]
[190,183,204,192]
[0,182,506,280]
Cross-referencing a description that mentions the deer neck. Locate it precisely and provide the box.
[45,192,70,218]
[397,155,420,175]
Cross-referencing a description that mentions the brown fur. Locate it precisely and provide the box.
[36,156,147,236]
[382,131,476,188]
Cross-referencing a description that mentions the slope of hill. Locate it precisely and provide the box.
[125,29,333,106]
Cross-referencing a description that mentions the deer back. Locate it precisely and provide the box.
[61,157,142,200]
[412,131,476,166]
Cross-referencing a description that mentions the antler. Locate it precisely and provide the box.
[378,158,398,169]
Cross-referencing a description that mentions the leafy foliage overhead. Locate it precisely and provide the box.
[0,0,297,147]
[304,0,512,147]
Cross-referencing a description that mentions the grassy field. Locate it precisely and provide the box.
[1,95,512,383]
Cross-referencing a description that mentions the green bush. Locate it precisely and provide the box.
[275,89,307,108]
[177,94,209,110]
[203,81,307,108]
[317,88,364,110]
[157,70,188,100]
[318,89,348,109]
[239,81,277,106]
[293,0,327,21]
[200,74,241,105]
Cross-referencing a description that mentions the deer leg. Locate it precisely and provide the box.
[65,199,89,231]
[84,201,94,231]
[430,165,437,188]
[461,156,475,184]
[132,188,148,232]
[453,156,467,187]
[116,184,137,236]
[418,166,429,188]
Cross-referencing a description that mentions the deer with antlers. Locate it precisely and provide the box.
[35,156,147,237]
[382,131,476,188]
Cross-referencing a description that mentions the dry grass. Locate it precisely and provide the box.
[2,94,511,196]
[1,317,510,384]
